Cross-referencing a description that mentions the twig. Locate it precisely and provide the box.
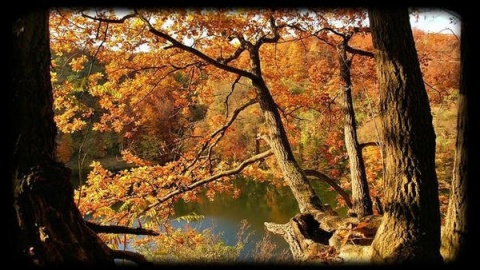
[86,221,159,236]
[183,99,257,173]
[225,75,242,117]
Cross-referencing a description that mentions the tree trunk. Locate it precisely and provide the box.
[441,19,469,263]
[368,8,443,263]
[250,50,324,213]
[11,11,113,265]
[337,42,373,218]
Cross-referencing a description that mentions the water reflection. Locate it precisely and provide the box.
[171,177,345,261]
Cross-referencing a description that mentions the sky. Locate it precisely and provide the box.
[409,9,460,35]
[110,8,460,35]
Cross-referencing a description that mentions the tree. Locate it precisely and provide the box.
[283,10,375,217]
[10,10,156,265]
[441,17,469,262]
[10,10,113,265]
[337,38,373,217]
[71,9,327,215]
[368,8,443,263]
[335,31,373,218]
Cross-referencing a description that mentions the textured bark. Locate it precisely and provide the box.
[11,11,113,265]
[441,19,469,263]
[337,42,373,218]
[368,8,443,263]
[250,50,324,213]
[266,211,382,263]
[265,213,332,261]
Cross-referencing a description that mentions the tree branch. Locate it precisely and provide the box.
[141,150,274,215]
[218,42,247,65]
[345,45,374,58]
[225,75,242,117]
[83,10,257,79]
[110,249,153,266]
[304,169,352,208]
[424,80,443,95]
[316,27,346,38]
[131,62,200,109]
[184,99,258,173]
[136,13,257,80]
[81,12,136,24]
[314,35,337,48]
[359,141,378,150]
[259,15,281,44]
[86,221,159,236]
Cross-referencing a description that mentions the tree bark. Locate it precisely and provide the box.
[11,11,113,265]
[368,8,443,263]
[441,18,469,263]
[337,42,373,217]
[250,50,324,213]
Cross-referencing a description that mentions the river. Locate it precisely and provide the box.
[72,163,344,262]
[170,176,345,261]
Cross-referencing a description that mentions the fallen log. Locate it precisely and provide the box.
[265,210,382,263]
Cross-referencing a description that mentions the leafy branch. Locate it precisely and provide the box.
[140,149,273,215]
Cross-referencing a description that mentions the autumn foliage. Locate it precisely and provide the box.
[49,8,459,262]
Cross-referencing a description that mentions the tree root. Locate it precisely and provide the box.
[265,210,382,263]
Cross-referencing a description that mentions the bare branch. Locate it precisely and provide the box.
[110,249,153,265]
[345,45,374,58]
[424,80,443,95]
[316,27,346,38]
[141,150,274,215]
[259,15,281,44]
[132,62,200,107]
[184,99,258,173]
[304,169,352,208]
[86,221,159,236]
[225,75,242,117]
[314,35,336,48]
[277,103,310,122]
[81,12,136,24]
[283,23,307,33]
[313,28,374,62]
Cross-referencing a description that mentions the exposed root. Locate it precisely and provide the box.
[265,211,382,263]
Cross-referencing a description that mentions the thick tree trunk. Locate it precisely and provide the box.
[337,42,373,218]
[441,19,469,263]
[250,50,324,213]
[11,11,113,265]
[368,9,443,263]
